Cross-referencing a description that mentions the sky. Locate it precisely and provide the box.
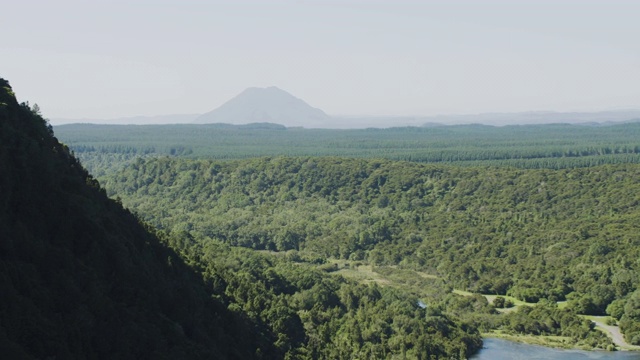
[2,0,639,123]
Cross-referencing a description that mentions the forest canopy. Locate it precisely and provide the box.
[95,155,640,347]
[54,122,640,171]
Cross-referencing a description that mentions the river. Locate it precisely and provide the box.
[471,338,640,359]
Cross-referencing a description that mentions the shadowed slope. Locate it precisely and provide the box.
[0,79,274,359]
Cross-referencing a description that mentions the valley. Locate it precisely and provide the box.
[4,77,640,358]
[75,154,640,352]
[6,1,640,358]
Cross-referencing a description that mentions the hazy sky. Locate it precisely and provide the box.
[2,0,639,121]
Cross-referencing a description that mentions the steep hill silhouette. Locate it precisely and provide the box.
[0,79,275,359]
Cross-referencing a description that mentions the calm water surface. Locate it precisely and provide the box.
[471,338,640,360]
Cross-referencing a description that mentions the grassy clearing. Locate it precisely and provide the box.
[416,271,439,280]
[556,301,569,309]
[483,331,577,349]
[484,295,534,307]
[452,289,474,296]
[453,290,536,309]
[329,260,449,304]
[333,262,392,286]
[331,259,440,288]
[581,315,613,322]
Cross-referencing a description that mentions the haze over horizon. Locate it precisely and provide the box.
[3,1,639,125]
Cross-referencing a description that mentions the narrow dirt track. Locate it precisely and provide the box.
[590,318,640,350]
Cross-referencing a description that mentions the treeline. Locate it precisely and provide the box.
[54,122,640,169]
[97,156,640,344]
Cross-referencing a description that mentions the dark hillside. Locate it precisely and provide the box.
[0,79,273,358]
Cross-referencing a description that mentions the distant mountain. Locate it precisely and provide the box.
[195,86,330,127]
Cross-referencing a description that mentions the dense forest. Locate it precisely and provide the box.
[1,80,496,358]
[54,122,640,171]
[93,155,640,348]
[100,156,640,302]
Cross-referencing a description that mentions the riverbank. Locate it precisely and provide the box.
[471,338,640,360]
[485,314,640,351]
[331,263,639,352]
[482,331,593,350]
